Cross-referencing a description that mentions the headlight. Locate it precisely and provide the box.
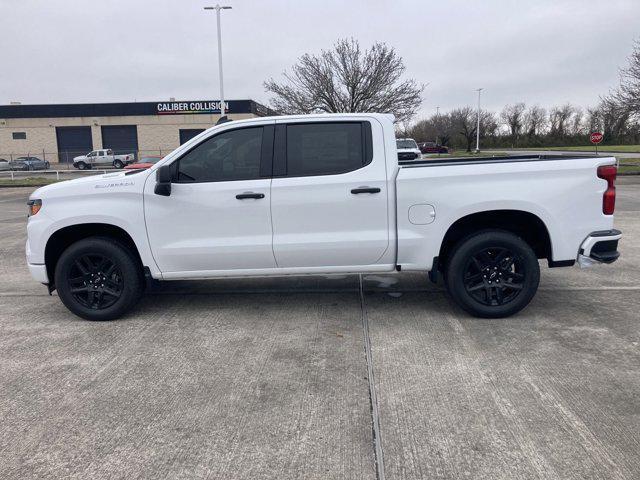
[27,199,42,217]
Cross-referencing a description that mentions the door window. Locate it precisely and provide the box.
[175,127,264,183]
[283,122,371,177]
[98,151,105,157]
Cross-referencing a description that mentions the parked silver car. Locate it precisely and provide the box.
[10,157,50,171]
[0,159,11,171]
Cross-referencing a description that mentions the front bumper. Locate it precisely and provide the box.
[577,229,622,268]
[28,263,49,284]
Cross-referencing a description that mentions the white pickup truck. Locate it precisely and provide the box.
[73,149,135,170]
[26,113,621,321]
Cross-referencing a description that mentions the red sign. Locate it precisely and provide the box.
[590,132,603,144]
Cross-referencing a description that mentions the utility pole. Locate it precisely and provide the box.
[204,4,232,118]
[475,88,483,153]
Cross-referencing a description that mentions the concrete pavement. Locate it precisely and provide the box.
[0,181,639,479]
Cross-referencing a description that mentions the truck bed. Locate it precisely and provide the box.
[394,153,617,271]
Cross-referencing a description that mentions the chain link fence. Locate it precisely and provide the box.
[0,149,167,172]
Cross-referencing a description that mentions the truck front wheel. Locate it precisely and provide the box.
[76,162,86,170]
[113,160,124,169]
[54,237,143,321]
[443,230,540,318]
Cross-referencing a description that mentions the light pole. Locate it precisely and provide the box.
[475,88,483,153]
[204,4,232,118]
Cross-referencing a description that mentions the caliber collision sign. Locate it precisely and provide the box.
[590,132,603,144]
[157,101,221,115]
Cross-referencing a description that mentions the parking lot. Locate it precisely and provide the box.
[1,178,639,479]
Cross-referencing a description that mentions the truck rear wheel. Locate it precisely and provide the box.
[113,160,124,169]
[54,237,143,321]
[443,230,540,318]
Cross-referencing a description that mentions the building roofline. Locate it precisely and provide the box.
[0,99,277,119]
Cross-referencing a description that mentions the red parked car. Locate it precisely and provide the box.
[124,156,162,170]
[419,142,448,154]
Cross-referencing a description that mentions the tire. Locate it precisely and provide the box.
[444,230,540,318]
[113,160,124,169]
[54,237,143,321]
[76,162,86,170]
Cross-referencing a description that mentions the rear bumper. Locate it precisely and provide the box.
[578,229,622,267]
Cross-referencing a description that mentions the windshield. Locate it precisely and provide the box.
[396,139,418,149]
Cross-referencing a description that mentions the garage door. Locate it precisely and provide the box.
[179,129,206,145]
[56,127,93,164]
[101,125,138,158]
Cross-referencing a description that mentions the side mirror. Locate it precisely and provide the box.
[154,164,172,196]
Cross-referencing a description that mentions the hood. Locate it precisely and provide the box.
[29,170,148,200]
[397,147,421,153]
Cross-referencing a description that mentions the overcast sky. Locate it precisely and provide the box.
[1,0,638,121]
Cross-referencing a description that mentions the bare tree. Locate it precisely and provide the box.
[606,40,640,121]
[600,97,632,142]
[586,106,602,133]
[264,38,424,123]
[549,104,575,139]
[524,105,547,137]
[568,107,585,136]
[480,110,499,139]
[500,103,526,147]
[407,112,455,146]
[451,107,477,152]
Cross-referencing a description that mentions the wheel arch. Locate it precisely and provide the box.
[438,209,552,268]
[44,223,144,288]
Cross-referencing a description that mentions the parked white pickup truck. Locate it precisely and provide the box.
[396,138,422,161]
[26,113,621,321]
[73,149,135,170]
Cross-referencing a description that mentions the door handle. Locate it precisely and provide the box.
[351,187,381,194]
[236,192,265,200]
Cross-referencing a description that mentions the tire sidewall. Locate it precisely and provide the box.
[54,237,142,321]
[445,230,540,318]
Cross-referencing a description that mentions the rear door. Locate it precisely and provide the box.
[270,119,389,268]
[96,150,107,166]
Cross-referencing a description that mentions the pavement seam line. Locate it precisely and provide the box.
[359,273,386,480]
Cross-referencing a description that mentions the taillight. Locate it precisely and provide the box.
[597,165,617,215]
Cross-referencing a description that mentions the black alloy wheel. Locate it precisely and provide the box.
[66,254,123,310]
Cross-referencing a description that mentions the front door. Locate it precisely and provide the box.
[144,123,276,275]
[270,120,389,268]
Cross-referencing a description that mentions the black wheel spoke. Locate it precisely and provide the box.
[495,286,504,304]
[467,283,485,292]
[104,263,117,277]
[103,287,120,298]
[493,248,509,265]
[471,256,484,271]
[74,259,90,275]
